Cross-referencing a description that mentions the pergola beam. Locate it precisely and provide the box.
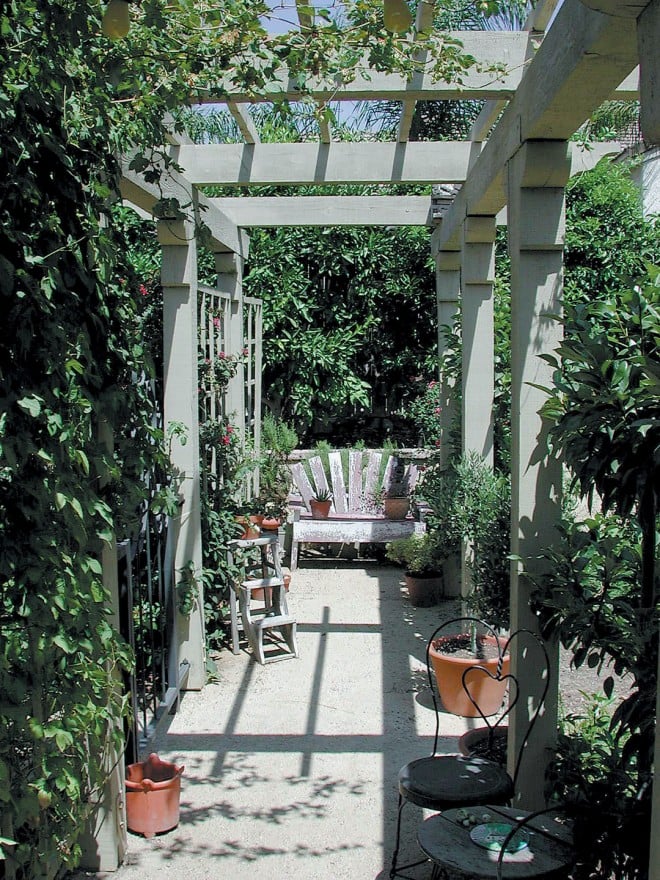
[177,141,480,186]
[201,32,529,104]
[227,102,260,144]
[209,195,439,227]
[396,0,437,143]
[119,159,249,257]
[433,0,641,253]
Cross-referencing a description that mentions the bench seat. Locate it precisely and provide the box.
[289,450,426,570]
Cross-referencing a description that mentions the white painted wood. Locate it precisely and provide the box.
[436,251,461,468]
[227,102,260,144]
[433,0,641,251]
[329,451,348,513]
[159,220,206,690]
[461,215,495,466]
[507,142,567,810]
[309,456,332,502]
[363,451,383,505]
[293,517,425,545]
[210,195,436,227]
[178,141,478,186]
[290,461,315,509]
[396,0,437,143]
[202,32,528,104]
[119,157,249,257]
[348,450,364,512]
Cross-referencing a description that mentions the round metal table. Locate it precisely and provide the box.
[417,805,575,880]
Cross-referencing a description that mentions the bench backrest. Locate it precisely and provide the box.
[290,451,419,514]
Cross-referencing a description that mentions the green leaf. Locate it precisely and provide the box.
[17,396,43,418]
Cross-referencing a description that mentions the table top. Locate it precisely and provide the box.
[417,805,574,880]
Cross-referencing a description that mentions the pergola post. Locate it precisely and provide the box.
[460,216,496,601]
[506,141,571,808]
[435,249,461,467]
[214,250,246,440]
[159,219,206,691]
[460,216,496,466]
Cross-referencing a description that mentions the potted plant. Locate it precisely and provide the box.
[428,621,510,717]
[385,532,443,607]
[257,414,298,530]
[310,488,333,519]
[382,455,412,520]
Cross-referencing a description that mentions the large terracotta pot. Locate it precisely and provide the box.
[125,753,184,838]
[404,572,442,607]
[429,634,510,718]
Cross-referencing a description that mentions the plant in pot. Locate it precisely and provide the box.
[257,414,298,530]
[423,453,512,716]
[310,488,333,519]
[385,532,444,607]
[382,455,412,520]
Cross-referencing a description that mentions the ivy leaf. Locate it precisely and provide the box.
[17,396,43,418]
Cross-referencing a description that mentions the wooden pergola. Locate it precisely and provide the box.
[114,0,660,875]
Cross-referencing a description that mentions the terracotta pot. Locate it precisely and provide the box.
[429,633,510,718]
[125,753,184,838]
[235,516,259,540]
[261,515,281,530]
[404,572,442,607]
[458,726,508,765]
[310,499,332,518]
[383,497,409,520]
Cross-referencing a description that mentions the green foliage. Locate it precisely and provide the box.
[546,692,652,879]
[399,379,443,447]
[417,451,510,628]
[243,224,437,440]
[385,532,444,575]
[257,413,298,519]
[539,265,660,609]
[564,162,659,307]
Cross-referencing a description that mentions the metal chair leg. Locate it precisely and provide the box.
[389,795,429,879]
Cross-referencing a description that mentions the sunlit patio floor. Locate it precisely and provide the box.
[93,560,478,879]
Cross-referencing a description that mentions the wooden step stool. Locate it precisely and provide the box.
[228,533,298,665]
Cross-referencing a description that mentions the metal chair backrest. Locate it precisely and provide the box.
[425,617,550,788]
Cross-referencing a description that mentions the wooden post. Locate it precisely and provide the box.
[435,249,461,466]
[461,215,496,466]
[159,219,206,690]
[507,140,570,808]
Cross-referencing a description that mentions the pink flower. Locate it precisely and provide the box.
[242,348,249,356]
[139,284,149,297]
[213,317,220,327]
[222,435,231,445]
[435,439,441,446]
[428,380,437,388]
[434,407,441,414]
[219,351,226,359]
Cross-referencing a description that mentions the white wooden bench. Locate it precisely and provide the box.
[289,450,425,571]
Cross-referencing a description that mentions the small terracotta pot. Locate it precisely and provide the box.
[404,572,442,607]
[235,516,259,540]
[261,515,281,530]
[383,497,409,520]
[310,499,332,518]
[125,753,184,838]
[429,634,510,718]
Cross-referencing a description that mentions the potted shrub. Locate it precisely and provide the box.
[415,451,510,628]
[310,488,333,519]
[382,456,412,520]
[385,532,443,607]
[257,414,298,528]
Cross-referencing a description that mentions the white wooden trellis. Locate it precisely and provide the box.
[198,285,262,497]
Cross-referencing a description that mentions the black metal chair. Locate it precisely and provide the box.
[389,617,550,879]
